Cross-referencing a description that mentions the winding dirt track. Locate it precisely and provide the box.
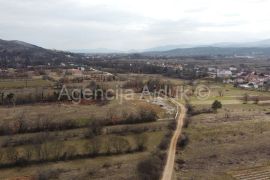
[161,99,186,180]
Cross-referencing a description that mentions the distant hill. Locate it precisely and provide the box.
[144,39,270,53]
[2,38,270,66]
[70,48,122,54]
[211,39,270,48]
[0,39,81,66]
[142,44,196,52]
[143,46,270,57]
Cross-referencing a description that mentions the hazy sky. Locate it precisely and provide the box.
[0,0,270,50]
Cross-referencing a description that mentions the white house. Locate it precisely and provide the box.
[217,69,232,78]
[229,66,237,71]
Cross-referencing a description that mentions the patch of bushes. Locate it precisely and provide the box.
[177,133,189,149]
[137,151,166,180]
[105,109,158,126]
[0,135,146,169]
[183,116,191,128]
[0,118,79,136]
[158,131,173,150]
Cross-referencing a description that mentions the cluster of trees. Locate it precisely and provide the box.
[85,135,147,156]
[0,107,158,137]
[136,120,177,179]
[123,78,145,92]
[105,108,157,126]
[186,100,223,115]
[186,101,213,116]
[158,121,176,151]
[0,134,148,168]
[0,141,77,168]
[0,80,116,107]
[0,116,79,136]
[242,93,261,104]
[0,90,60,106]
[137,151,166,180]
[89,60,165,74]
[89,60,207,80]
[123,78,174,96]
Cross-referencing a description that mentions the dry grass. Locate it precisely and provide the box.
[175,101,270,179]
[0,79,52,89]
[0,130,165,180]
[0,98,166,123]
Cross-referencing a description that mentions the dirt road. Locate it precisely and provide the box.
[161,99,186,180]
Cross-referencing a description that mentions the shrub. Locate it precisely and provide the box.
[211,100,222,112]
[109,136,131,154]
[87,120,103,138]
[134,134,148,151]
[183,116,191,128]
[158,132,173,150]
[177,134,189,149]
[137,153,164,180]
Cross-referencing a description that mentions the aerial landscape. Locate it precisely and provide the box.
[0,0,270,180]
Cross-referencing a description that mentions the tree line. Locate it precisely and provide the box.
[0,134,148,169]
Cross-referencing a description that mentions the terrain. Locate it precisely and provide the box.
[1,39,270,69]
[0,39,270,180]
[174,83,270,179]
[0,39,82,66]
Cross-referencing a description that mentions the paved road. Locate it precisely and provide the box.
[161,99,186,180]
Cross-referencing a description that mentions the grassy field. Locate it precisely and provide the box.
[0,129,166,180]
[183,83,270,105]
[174,99,270,179]
[0,89,171,179]
[0,79,53,89]
[2,74,269,180]
[0,97,167,123]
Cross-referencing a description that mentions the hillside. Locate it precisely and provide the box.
[144,46,270,57]
[0,39,81,66]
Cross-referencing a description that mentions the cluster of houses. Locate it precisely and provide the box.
[65,67,117,82]
[148,61,184,71]
[207,66,270,90]
[147,61,269,91]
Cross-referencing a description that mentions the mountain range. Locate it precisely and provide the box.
[1,38,270,66]
[70,39,270,53]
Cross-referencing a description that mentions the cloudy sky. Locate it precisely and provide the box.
[0,0,270,51]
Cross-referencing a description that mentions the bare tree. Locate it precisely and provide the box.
[40,142,50,161]
[0,149,4,163]
[23,146,33,162]
[34,144,42,161]
[85,137,101,156]
[64,145,77,159]
[87,120,103,138]
[0,91,4,105]
[242,93,249,104]
[6,147,19,163]
[51,141,64,160]
[109,136,131,154]
[254,96,260,104]
[34,141,50,161]
[218,89,224,97]
[6,93,15,107]
[104,138,112,155]
[17,111,27,133]
[134,134,148,151]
